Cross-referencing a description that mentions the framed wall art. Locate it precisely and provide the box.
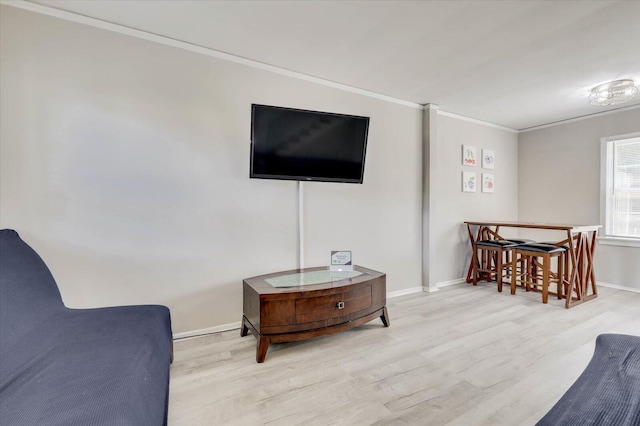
[482,173,494,193]
[462,171,476,192]
[462,145,477,167]
[482,149,495,169]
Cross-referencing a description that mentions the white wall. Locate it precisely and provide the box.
[519,108,640,290]
[426,112,519,288]
[0,6,423,334]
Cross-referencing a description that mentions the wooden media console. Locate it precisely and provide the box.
[241,265,389,363]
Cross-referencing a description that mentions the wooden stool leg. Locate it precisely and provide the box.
[564,250,570,297]
[472,246,479,286]
[525,257,532,292]
[496,250,503,292]
[511,251,518,295]
[557,253,564,299]
[542,256,550,304]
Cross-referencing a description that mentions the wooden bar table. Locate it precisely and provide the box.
[464,221,601,308]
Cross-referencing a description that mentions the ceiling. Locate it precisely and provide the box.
[29,0,640,130]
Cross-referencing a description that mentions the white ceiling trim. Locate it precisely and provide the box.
[519,103,640,133]
[4,0,637,134]
[1,0,423,110]
[436,110,519,134]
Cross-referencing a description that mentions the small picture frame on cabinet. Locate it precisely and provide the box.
[330,251,353,271]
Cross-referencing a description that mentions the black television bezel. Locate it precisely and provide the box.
[250,104,370,184]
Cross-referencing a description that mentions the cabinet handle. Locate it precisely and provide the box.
[336,301,345,309]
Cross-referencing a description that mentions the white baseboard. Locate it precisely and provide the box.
[597,281,640,294]
[436,278,467,289]
[173,321,242,340]
[387,287,426,298]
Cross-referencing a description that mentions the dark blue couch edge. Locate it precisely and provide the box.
[0,229,173,425]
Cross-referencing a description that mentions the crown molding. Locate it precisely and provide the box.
[1,0,423,110]
[6,0,636,132]
[435,109,519,133]
[519,103,640,133]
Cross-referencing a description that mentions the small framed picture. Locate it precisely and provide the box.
[462,172,476,192]
[330,251,353,271]
[462,145,477,167]
[482,173,494,193]
[482,149,495,169]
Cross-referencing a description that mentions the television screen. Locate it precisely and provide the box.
[250,104,370,183]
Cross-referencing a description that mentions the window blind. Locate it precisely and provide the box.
[611,139,640,238]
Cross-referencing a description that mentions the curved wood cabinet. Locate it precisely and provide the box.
[241,265,388,363]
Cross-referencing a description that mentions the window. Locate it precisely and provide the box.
[601,134,640,244]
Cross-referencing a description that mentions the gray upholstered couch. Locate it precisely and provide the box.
[537,333,640,425]
[0,229,173,425]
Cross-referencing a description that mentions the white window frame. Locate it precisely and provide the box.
[599,132,640,248]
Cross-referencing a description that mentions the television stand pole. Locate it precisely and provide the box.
[298,181,304,269]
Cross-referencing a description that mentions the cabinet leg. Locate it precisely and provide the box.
[256,336,270,363]
[240,317,249,337]
[380,306,390,327]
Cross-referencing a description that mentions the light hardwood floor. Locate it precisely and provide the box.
[168,282,640,425]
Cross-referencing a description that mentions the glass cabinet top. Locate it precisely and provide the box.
[266,270,363,288]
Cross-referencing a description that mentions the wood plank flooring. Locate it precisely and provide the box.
[168,283,640,425]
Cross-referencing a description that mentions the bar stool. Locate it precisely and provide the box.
[510,243,567,303]
[472,239,520,292]
[505,238,535,287]
[540,241,568,296]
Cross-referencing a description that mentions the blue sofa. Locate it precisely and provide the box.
[537,333,640,425]
[0,229,173,425]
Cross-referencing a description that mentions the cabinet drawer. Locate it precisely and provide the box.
[295,286,372,323]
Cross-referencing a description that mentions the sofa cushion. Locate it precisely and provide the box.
[537,334,640,425]
[0,229,173,425]
[0,305,172,426]
[0,230,65,349]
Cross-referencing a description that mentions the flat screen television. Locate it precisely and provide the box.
[250,104,370,183]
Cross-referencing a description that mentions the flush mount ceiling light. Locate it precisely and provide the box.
[588,79,638,106]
